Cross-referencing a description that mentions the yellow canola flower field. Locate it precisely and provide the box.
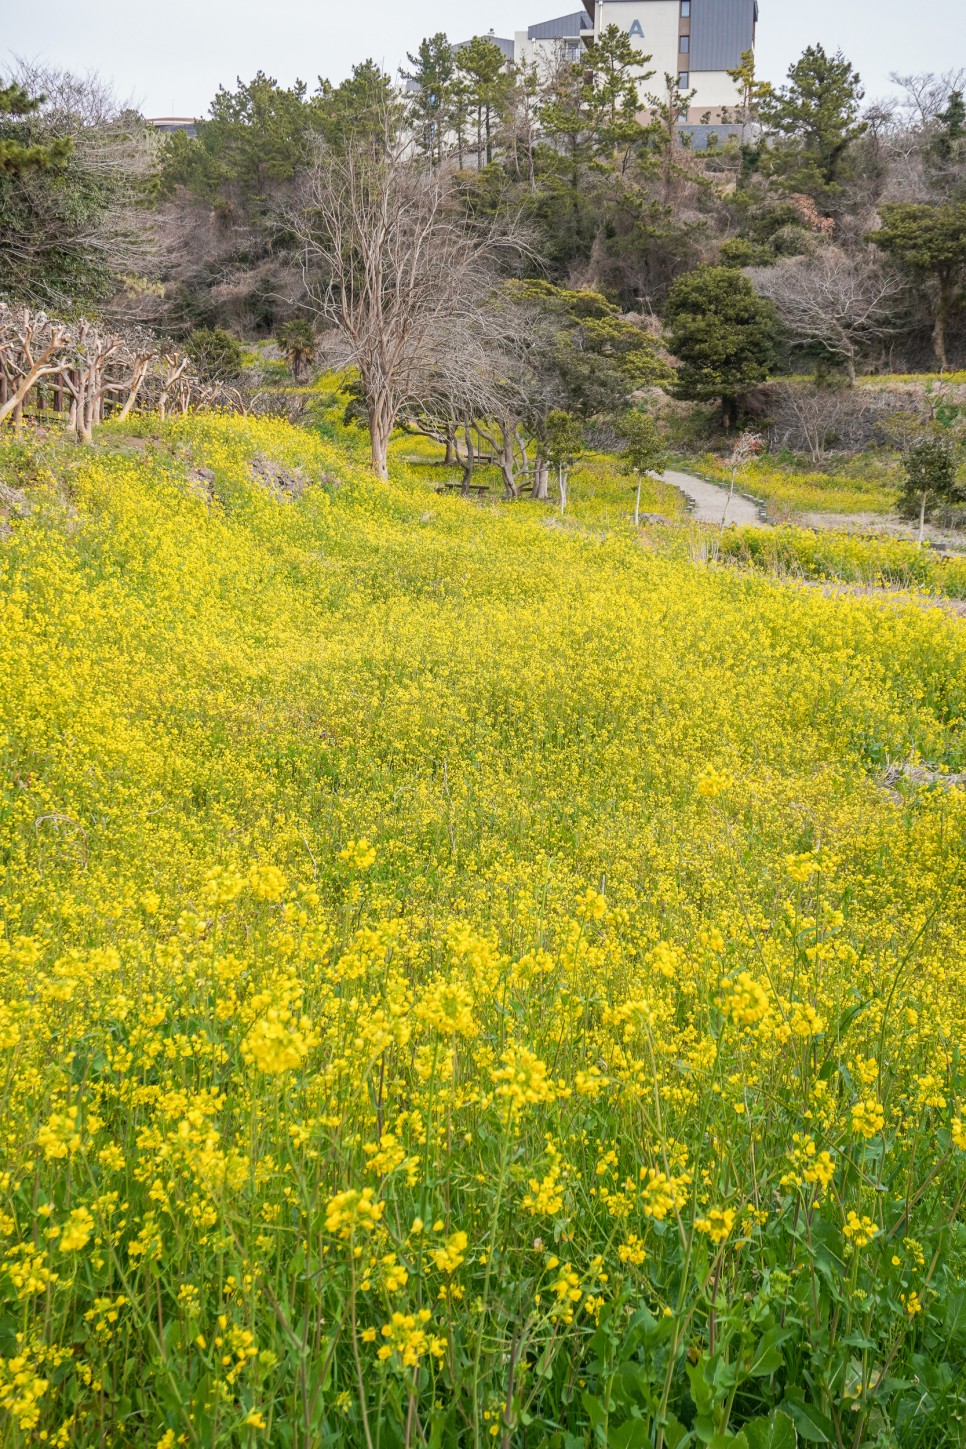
[2,414,966,1446]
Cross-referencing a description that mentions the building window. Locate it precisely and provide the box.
[678,72,690,89]
[680,34,690,53]
[680,0,691,15]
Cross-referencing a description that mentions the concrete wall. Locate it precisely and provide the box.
[687,71,743,109]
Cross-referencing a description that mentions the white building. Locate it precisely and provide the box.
[586,0,758,125]
[434,2,759,149]
[513,11,594,75]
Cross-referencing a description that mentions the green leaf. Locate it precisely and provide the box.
[609,1422,651,1449]
[581,1392,607,1433]
[744,1410,798,1449]
[780,1399,834,1444]
[662,1416,689,1449]
[943,1285,966,1341]
[687,1357,715,1415]
[746,1326,794,1378]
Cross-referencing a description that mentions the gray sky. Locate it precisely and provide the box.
[3,0,963,119]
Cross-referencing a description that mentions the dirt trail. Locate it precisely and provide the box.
[662,469,766,527]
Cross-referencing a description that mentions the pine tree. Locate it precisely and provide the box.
[456,36,511,169]
[934,90,966,162]
[0,81,72,173]
[760,45,866,200]
[665,266,779,426]
[870,203,966,371]
[401,35,455,167]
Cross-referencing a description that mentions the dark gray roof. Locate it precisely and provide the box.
[528,10,593,40]
[689,0,757,71]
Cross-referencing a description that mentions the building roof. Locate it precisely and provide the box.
[454,32,515,60]
[527,10,593,40]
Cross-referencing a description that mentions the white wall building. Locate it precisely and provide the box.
[587,0,758,125]
[512,11,593,76]
[442,2,759,150]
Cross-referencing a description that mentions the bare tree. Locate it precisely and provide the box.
[765,380,897,464]
[0,303,240,439]
[889,70,966,130]
[720,430,763,528]
[0,309,70,426]
[293,117,528,478]
[748,247,905,382]
[1,61,158,309]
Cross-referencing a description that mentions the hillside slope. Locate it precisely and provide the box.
[2,416,966,1445]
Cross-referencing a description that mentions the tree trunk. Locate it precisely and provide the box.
[117,358,150,422]
[559,465,568,516]
[721,476,736,530]
[918,492,926,548]
[0,357,68,427]
[460,428,476,494]
[367,392,393,480]
[532,458,549,501]
[722,395,738,430]
[933,302,949,373]
[634,472,642,528]
[499,432,517,501]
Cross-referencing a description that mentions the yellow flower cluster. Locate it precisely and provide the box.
[324,1188,385,1238]
[696,767,733,799]
[492,1047,559,1113]
[428,1231,469,1274]
[339,838,377,870]
[695,1207,736,1246]
[843,1212,880,1249]
[416,977,478,1038]
[241,1006,314,1075]
[1,411,964,1441]
[376,1311,446,1367]
[851,1098,886,1139]
[718,972,772,1028]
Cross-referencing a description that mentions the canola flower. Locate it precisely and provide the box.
[0,412,965,1444]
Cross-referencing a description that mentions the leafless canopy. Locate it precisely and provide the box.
[293,116,530,478]
[0,304,240,439]
[748,247,906,382]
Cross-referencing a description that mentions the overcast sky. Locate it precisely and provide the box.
[3,0,963,118]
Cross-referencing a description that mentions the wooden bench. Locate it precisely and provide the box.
[435,481,490,498]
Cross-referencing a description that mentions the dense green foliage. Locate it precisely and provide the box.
[0,84,72,175]
[186,327,244,382]
[871,203,966,369]
[898,435,963,527]
[664,269,779,425]
[759,46,867,201]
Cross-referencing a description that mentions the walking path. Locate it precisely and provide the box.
[662,469,766,527]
